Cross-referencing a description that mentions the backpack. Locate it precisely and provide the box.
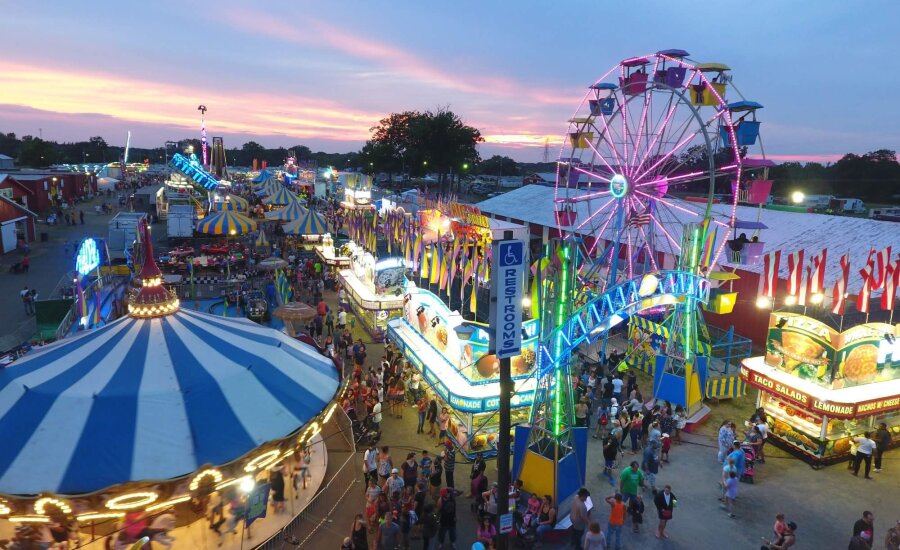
[600,414,609,426]
[440,497,456,522]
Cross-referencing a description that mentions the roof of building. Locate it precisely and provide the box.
[476,184,900,294]
[0,194,38,218]
[0,154,13,161]
[0,174,35,195]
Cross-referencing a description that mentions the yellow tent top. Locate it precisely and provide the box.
[696,62,731,72]
[708,271,741,281]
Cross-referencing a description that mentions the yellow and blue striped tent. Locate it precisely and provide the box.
[264,201,308,221]
[254,230,270,250]
[253,182,281,196]
[283,210,327,236]
[211,195,249,211]
[196,211,257,235]
[262,187,300,206]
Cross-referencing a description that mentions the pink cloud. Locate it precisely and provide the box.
[218,9,571,108]
[765,154,845,164]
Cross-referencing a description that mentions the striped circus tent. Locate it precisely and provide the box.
[265,201,308,221]
[0,308,339,494]
[253,182,281,196]
[211,195,249,211]
[283,209,327,236]
[254,230,270,250]
[252,169,274,184]
[262,187,301,206]
[196,211,257,235]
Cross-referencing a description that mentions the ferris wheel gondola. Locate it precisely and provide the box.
[554,50,769,292]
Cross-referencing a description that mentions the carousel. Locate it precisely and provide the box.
[0,223,340,547]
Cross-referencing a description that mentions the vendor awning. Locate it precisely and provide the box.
[283,210,327,236]
[265,201,308,221]
[262,187,301,206]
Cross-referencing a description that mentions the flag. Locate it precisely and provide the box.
[882,259,899,311]
[429,243,441,285]
[758,250,781,298]
[872,246,892,289]
[92,288,101,327]
[831,253,850,315]
[469,275,478,315]
[76,279,88,320]
[421,244,431,279]
[439,248,449,290]
[787,250,805,296]
[699,226,717,268]
[626,213,651,228]
[798,266,810,306]
[857,269,872,314]
[809,248,827,295]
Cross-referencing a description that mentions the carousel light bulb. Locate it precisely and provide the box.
[810,293,824,305]
[239,476,255,494]
[522,297,531,308]
[791,191,805,204]
[755,296,771,309]
[785,295,797,306]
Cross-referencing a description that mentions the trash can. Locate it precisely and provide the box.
[40,232,48,242]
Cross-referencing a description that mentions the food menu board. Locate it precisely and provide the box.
[764,314,899,389]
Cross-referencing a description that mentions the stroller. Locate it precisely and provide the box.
[740,443,756,483]
[347,407,380,447]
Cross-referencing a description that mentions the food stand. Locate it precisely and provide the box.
[339,249,405,340]
[341,173,374,209]
[386,283,539,458]
[316,234,352,268]
[740,313,900,464]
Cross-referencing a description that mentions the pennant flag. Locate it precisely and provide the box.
[421,244,431,279]
[699,226,717,268]
[429,244,440,285]
[469,276,478,315]
[92,288,102,327]
[882,259,899,311]
[857,270,872,314]
[787,250,805,296]
[798,266,810,306]
[439,249,450,290]
[459,253,469,301]
[809,249,827,295]
[831,253,850,315]
[758,250,781,298]
[872,246,892,290]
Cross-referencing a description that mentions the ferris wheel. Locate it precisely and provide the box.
[554,49,768,291]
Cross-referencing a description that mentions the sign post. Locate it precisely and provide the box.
[489,235,525,550]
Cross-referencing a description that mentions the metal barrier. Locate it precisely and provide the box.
[255,407,359,549]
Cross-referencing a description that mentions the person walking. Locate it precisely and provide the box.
[438,408,451,441]
[350,513,368,550]
[582,521,607,550]
[884,519,900,550]
[618,461,644,504]
[717,420,735,463]
[426,397,439,437]
[852,432,876,479]
[79,209,85,224]
[416,397,428,434]
[21,254,29,273]
[602,434,619,486]
[436,488,457,549]
[627,494,644,533]
[324,309,334,336]
[727,441,746,480]
[443,442,456,490]
[721,471,738,518]
[21,286,34,315]
[604,493,626,550]
[851,511,875,549]
[654,485,676,540]
[570,487,592,550]
[375,511,401,550]
[874,422,891,473]
[420,503,437,550]
[377,446,392,484]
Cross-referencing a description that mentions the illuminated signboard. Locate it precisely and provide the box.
[75,238,101,276]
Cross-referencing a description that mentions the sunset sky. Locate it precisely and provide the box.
[2,0,898,162]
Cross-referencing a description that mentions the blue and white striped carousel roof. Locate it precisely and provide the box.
[0,308,339,496]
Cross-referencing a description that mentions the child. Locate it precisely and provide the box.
[524,494,542,527]
[661,433,672,463]
[628,494,644,533]
[673,406,686,444]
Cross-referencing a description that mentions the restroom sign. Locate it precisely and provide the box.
[490,240,525,359]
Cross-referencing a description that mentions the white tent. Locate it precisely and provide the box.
[97,177,119,190]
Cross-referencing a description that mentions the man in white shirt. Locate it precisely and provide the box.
[409,372,421,402]
[611,375,624,402]
[852,432,876,479]
[371,401,383,432]
[337,310,347,330]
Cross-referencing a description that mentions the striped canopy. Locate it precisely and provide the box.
[211,195,249,211]
[254,230,270,249]
[264,201,308,221]
[0,309,339,495]
[252,169,274,184]
[196,211,257,235]
[253,182,281,196]
[283,210,327,236]
[262,187,301,206]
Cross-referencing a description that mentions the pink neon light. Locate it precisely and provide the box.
[631,100,679,179]
[633,189,700,218]
[629,57,660,170]
[638,225,660,271]
[619,66,630,172]
[570,164,612,184]
[648,213,681,252]
[585,135,618,177]
[633,108,726,183]
[626,228,634,278]
[586,208,619,257]
[567,188,613,203]
[574,196,616,231]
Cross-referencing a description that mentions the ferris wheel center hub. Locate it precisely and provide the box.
[610,174,628,198]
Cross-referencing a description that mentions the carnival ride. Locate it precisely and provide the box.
[170,153,220,191]
[516,50,767,504]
